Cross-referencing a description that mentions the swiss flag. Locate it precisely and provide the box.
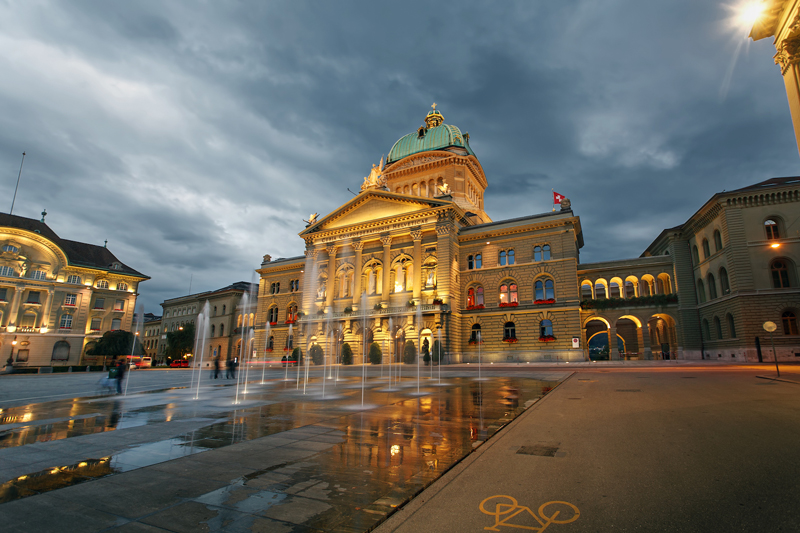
[553,191,565,204]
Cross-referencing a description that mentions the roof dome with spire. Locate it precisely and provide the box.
[387,104,475,164]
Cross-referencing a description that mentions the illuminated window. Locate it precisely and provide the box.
[97,280,109,289]
[2,244,19,253]
[117,282,128,291]
[783,311,798,335]
[467,287,475,307]
[65,293,77,306]
[503,322,516,340]
[59,314,73,329]
[287,304,298,321]
[67,275,81,284]
[499,282,518,304]
[765,219,779,240]
[0,266,16,278]
[771,260,791,288]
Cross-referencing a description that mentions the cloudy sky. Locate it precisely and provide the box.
[0,0,797,313]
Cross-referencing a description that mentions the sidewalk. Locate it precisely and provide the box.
[376,367,800,532]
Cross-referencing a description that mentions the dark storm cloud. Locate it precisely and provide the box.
[0,0,796,312]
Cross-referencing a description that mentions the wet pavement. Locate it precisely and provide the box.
[0,366,566,532]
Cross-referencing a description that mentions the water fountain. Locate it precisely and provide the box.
[193,301,210,400]
[124,304,145,397]
[241,278,259,394]
[361,291,369,406]
[437,327,443,384]
[416,301,423,394]
[261,322,271,384]
[234,292,249,404]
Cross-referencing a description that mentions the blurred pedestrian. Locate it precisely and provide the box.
[212,357,220,379]
[226,358,234,379]
[115,358,127,394]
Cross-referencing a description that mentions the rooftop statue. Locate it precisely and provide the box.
[361,156,387,191]
[304,213,319,226]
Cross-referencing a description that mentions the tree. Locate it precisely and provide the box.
[341,343,353,365]
[422,338,430,365]
[403,340,416,364]
[309,343,324,365]
[368,342,382,365]
[432,339,443,365]
[291,346,303,364]
[86,330,143,364]
[164,324,195,363]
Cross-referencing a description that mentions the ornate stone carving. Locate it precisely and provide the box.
[361,156,387,190]
[326,244,338,257]
[380,234,392,247]
[410,227,423,241]
[775,36,800,75]
[392,154,450,172]
[352,240,364,251]
[560,198,571,210]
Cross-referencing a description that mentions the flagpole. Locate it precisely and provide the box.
[10,152,26,215]
[552,188,555,212]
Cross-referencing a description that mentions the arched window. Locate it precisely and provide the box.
[772,260,791,288]
[499,282,518,304]
[595,282,606,299]
[714,230,723,252]
[707,273,717,299]
[609,281,621,298]
[624,280,636,298]
[542,245,551,261]
[111,318,121,330]
[467,288,475,307]
[268,307,278,323]
[539,319,553,338]
[286,304,298,322]
[692,246,699,265]
[210,324,216,337]
[783,311,798,335]
[268,336,274,350]
[508,250,515,265]
[727,314,736,338]
[117,282,128,291]
[702,319,710,340]
[475,254,482,269]
[702,239,710,259]
[581,282,593,299]
[499,251,506,266]
[765,219,779,240]
[713,316,722,339]
[535,279,555,301]
[222,305,226,315]
[468,255,474,270]
[697,279,706,303]
[97,280,109,289]
[237,315,242,328]
[719,267,730,295]
[470,324,481,342]
[59,314,73,329]
[533,246,542,262]
[52,340,70,361]
[503,321,516,340]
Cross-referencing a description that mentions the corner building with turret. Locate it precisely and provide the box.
[253,106,800,365]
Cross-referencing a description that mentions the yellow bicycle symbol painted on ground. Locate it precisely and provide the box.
[479,495,580,531]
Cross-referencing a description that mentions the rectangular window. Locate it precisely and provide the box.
[0,266,17,277]
[60,314,73,329]
[67,275,81,284]
[65,293,77,306]
[114,300,124,311]
[0,288,6,301]
[90,318,102,330]
[28,270,46,280]
[16,349,29,362]
[111,318,121,330]
[26,291,40,304]
[94,298,105,309]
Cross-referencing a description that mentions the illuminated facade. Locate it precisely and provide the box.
[0,213,148,368]
[254,107,800,364]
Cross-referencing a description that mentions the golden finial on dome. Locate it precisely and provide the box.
[425,102,444,128]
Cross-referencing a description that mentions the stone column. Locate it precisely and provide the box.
[775,37,800,157]
[640,322,652,360]
[325,244,337,311]
[8,285,23,330]
[40,289,55,331]
[352,240,363,309]
[609,323,620,360]
[435,219,452,305]
[411,228,422,303]
[380,234,392,305]
[302,247,317,314]
[581,327,589,361]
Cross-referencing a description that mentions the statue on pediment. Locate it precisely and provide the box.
[361,156,387,191]
[437,181,451,196]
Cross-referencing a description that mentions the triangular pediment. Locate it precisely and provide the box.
[300,190,452,235]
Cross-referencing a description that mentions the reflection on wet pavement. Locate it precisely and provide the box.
[0,370,563,531]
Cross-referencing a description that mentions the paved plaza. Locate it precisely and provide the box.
[1,363,799,532]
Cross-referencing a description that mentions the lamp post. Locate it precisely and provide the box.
[7,336,17,366]
[763,321,779,377]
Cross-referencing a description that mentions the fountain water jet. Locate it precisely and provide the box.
[361,291,368,406]
[193,301,210,400]
[124,304,145,397]
[261,322,271,384]
[416,301,422,394]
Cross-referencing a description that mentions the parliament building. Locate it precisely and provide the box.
[252,106,800,365]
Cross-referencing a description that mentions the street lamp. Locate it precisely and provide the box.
[763,321,779,377]
[7,336,17,366]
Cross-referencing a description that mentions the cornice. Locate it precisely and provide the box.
[383,151,487,188]
[458,218,575,243]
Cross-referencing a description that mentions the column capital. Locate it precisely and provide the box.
[326,244,338,256]
[435,224,450,237]
[775,35,800,75]
[352,240,364,251]
[410,227,423,241]
[380,234,392,247]
[305,248,318,259]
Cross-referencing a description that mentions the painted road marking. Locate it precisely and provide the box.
[479,495,579,531]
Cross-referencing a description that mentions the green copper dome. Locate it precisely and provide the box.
[387,106,475,164]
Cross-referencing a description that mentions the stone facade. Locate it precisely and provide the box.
[251,107,800,365]
[0,213,148,368]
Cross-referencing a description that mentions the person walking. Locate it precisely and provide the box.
[226,358,233,379]
[115,358,127,394]
[212,357,220,379]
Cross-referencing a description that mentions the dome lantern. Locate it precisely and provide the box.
[424,102,444,128]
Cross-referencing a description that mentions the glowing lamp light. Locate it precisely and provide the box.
[40,326,48,333]
[11,339,17,346]
[7,325,15,333]
[770,243,780,248]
